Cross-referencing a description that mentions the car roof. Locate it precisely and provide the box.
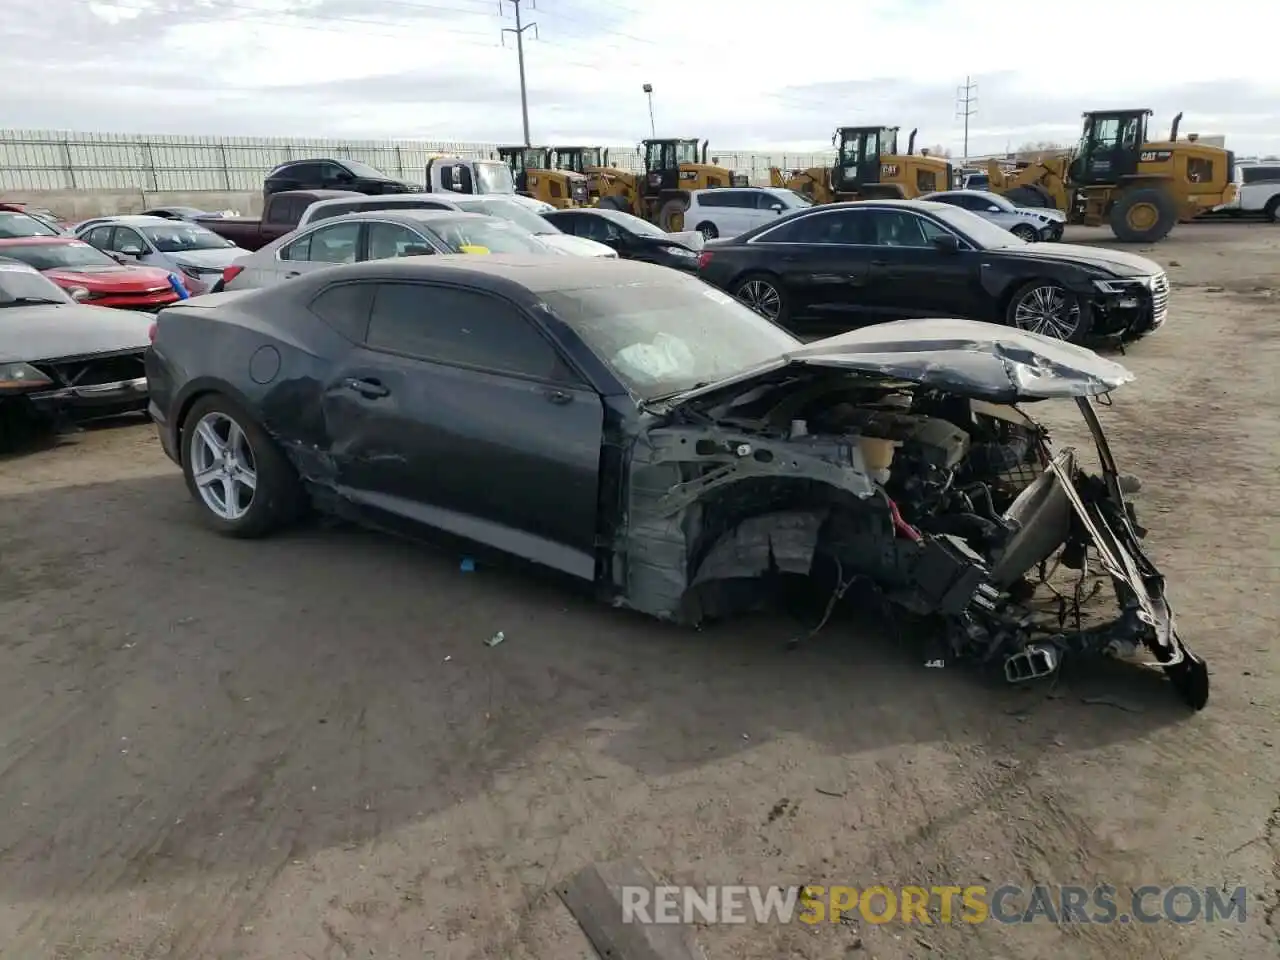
[313,253,672,293]
[307,209,496,228]
[308,192,448,209]
[798,199,952,212]
[84,215,181,226]
[923,190,989,199]
[0,235,78,245]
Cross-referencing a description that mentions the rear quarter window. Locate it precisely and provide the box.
[309,282,373,342]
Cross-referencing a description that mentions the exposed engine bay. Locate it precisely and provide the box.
[618,370,1209,710]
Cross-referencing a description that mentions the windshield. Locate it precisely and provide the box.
[930,206,1026,248]
[342,160,390,179]
[451,197,559,235]
[140,223,235,252]
[0,262,72,304]
[0,240,116,270]
[540,277,800,399]
[604,211,667,237]
[429,217,551,255]
[474,162,516,195]
[0,212,59,238]
[674,140,699,163]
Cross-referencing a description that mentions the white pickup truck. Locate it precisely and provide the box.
[1224,162,1280,220]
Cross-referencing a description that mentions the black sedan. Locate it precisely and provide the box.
[0,259,151,449]
[144,255,1207,708]
[696,199,1168,343]
[540,208,702,271]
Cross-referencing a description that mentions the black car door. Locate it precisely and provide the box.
[320,280,604,578]
[747,209,873,313]
[857,209,982,319]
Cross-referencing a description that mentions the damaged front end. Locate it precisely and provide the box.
[611,320,1208,710]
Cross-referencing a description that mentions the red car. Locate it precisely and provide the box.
[0,236,185,310]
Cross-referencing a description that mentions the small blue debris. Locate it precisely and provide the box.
[459,557,475,572]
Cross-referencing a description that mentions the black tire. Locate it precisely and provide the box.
[658,198,689,231]
[597,195,629,212]
[732,272,790,326]
[1011,223,1039,242]
[1005,279,1093,344]
[1110,187,1177,243]
[1004,185,1054,209]
[696,221,718,239]
[1264,196,1280,223]
[180,393,304,538]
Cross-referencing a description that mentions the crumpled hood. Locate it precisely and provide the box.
[1008,243,1158,276]
[0,303,153,362]
[538,234,617,258]
[664,230,705,251]
[665,317,1133,408]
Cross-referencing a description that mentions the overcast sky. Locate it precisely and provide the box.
[8,0,1280,156]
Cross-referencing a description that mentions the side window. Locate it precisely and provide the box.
[694,192,725,208]
[309,283,373,342]
[265,199,299,225]
[724,192,756,208]
[284,162,322,185]
[365,283,576,381]
[311,202,358,223]
[915,216,954,243]
[319,163,349,185]
[112,227,147,253]
[367,222,434,260]
[754,192,783,210]
[864,210,932,248]
[929,195,961,207]
[759,211,867,244]
[958,194,991,211]
[280,232,311,261]
[85,225,113,248]
[579,216,620,243]
[308,222,361,264]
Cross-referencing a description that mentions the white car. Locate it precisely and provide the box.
[73,215,249,294]
[919,190,1066,241]
[220,209,566,291]
[1223,162,1280,220]
[683,187,813,240]
[294,192,614,257]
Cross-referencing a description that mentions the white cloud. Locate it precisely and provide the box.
[8,0,1280,154]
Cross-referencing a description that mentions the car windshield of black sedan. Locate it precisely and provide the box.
[0,240,116,270]
[930,205,1027,248]
[140,224,235,252]
[0,212,59,238]
[0,263,72,305]
[540,278,799,399]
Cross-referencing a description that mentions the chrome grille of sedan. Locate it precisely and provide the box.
[1151,273,1169,321]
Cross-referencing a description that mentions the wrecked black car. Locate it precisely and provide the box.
[144,255,1208,709]
[0,258,152,452]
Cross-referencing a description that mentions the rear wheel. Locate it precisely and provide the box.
[733,273,790,325]
[1006,279,1092,343]
[1004,185,1054,208]
[696,221,718,240]
[658,198,688,231]
[597,195,629,213]
[1011,223,1039,242]
[1264,195,1280,223]
[1110,187,1177,243]
[181,394,304,538]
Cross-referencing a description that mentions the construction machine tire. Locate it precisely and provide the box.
[658,198,689,232]
[1110,188,1177,243]
[597,195,630,213]
[1004,185,1055,209]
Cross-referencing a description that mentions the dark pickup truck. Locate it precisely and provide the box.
[203,189,361,251]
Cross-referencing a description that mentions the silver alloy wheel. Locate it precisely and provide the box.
[189,411,257,521]
[699,223,717,239]
[737,279,781,320]
[1012,223,1038,241]
[1012,284,1081,340]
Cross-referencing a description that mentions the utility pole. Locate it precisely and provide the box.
[955,76,978,162]
[500,0,537,146]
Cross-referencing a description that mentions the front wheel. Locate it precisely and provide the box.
[733,273,790,325]
[181,394,304,538]
[1110,187,1177,243]
[696,221,718,240]
[1006,280,1093,343]
[1011,223,1039,242]
[658,198,688,232]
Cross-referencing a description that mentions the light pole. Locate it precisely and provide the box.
[642,83,655,138]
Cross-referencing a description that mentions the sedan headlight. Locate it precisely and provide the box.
[661,245,697,258]
[0,361,54,392]
[1092,277,1150,294]
[67,285,91,301]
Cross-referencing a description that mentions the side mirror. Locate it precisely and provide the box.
[400,244,434,257]
[932,235,960,254]
[770,203,784,212]
[987,205,1001,213]
[119,247,143,258]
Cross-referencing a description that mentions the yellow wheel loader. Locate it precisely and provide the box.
[768,127,952,203]
[592,138,749,230]
[550,146,616,205]
[987,109,1237,243]
[494,145,588,208]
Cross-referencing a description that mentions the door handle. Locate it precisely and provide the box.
[284,270,301,278]
[342,377,389,399]
[870,260,889,267]
[541,388,573,405]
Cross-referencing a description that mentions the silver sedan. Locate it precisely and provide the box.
[919,189,1066,241]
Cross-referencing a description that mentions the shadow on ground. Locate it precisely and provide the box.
[0,471,1196,901]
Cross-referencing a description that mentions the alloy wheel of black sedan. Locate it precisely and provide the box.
[734,276,783,322]
[1010,282,1084,341]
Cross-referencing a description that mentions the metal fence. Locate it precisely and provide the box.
[0,130,838,192]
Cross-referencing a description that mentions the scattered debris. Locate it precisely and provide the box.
[485,631,505,647]
[766,798,792,823]
[1080,695,1144,713]
[459,557,476,572]
[443,655,452,663]
[815,787,846,798]
[924,659,945,669]
[558,858,702,960]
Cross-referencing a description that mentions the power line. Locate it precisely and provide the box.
[499,0,537,146]
[956,76,978,161]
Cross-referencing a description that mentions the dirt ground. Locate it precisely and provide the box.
[0,221,1277,960]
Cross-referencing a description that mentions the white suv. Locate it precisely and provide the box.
[1227,162,1280,221]
[685,187,812,240]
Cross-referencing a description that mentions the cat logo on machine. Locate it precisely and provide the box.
[679,170,698,181]
[1140,150,1174,163]
[881,164,899,177]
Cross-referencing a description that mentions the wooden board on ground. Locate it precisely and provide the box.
[557,858,703,960]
